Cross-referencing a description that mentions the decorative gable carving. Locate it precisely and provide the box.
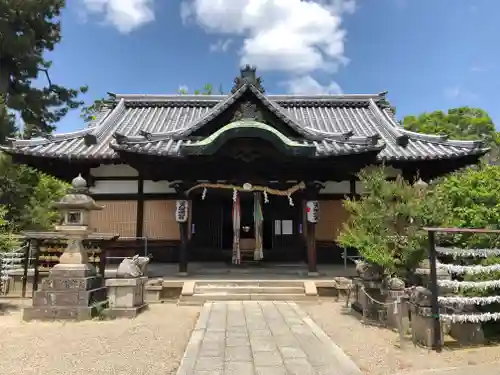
[231,101,265,122]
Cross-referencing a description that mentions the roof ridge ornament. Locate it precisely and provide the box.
[231,65,265,94]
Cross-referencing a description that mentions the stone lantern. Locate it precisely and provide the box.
[22,174,110,321]
[51,174,104,275]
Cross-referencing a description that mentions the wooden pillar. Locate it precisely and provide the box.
[136,177,144,238]
[305,184,320,276]
[306,220,317,275]
[178,220,189,275]
[173,183,190,275]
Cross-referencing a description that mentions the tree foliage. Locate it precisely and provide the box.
[0,95,17,144]
[81,97,107,123]
[338,167,449,278]
[434,164,500,249]
[403,107,497,143]
[0,154,68,234]
[402,107,499,162]
[0,0,88,136]
[435,165,500,335]
[177,84,224,95]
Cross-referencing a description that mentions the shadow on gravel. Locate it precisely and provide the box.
[0,301,20,315]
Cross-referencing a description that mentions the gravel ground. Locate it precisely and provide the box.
[0,299,200,375]
[301,301,500,375]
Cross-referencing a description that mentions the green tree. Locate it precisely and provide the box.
[435,164,500,337]
[0,0,88,136]
[402,107,499,162]
[0,154,67,232]
[0,96,17,144]
[80,97,108,123]
[338,167,449,279]
[435,164,500,249]
[177,84,224,95]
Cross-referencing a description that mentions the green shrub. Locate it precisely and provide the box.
[338,166,449,279]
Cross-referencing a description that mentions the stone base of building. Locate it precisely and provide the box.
[105,277,148,318]
[23,267,106,322]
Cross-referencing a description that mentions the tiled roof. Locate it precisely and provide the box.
[3,84,488,162]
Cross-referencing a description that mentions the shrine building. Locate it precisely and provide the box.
[2,66,488,274]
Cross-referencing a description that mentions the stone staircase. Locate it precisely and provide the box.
[178,280,318,305]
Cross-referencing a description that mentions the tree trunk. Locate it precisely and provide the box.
[0,58,10,94]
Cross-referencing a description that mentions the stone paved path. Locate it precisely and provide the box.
[176,301,362,375]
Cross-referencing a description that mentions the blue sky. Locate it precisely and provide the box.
[48,0,499,133]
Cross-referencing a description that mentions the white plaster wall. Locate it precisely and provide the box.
[90,164,138,177]
[90,180,138,194]
[355,181,365,194]
[143,180,176,194]
[319,181,351,194]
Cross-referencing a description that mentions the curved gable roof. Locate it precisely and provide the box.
[2,89,488,162]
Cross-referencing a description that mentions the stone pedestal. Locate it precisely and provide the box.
[23,267,106,321]
[351,278,385,321]
[105,277,148,318]
[410,304,445,348]
[450,322,486,345]
[385,289,410,331]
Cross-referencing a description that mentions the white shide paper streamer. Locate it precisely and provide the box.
[437,262,500,275]
[436,247,500,259]
[440,312,500,323]
[437,279,500,291]
[438,295,500,306]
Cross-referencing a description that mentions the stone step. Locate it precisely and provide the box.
[195,280,306,288]
[194,286,305,295]
[178,293,316,305]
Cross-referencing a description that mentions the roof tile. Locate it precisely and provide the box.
[4,88,488,162]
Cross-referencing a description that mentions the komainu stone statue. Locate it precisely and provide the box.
[116,255,150,278]
[354,260,383,281]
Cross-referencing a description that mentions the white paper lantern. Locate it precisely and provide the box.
[175,200,189,223]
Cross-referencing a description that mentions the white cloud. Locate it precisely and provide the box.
[470,64,495,73]
[283,75,342,95]
[181,0,355,74]
[209,39,233,53]
[82,0,155,33]
[444,86,478,102]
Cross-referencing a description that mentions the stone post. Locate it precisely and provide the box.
[409,286,445,348]
[383,277,410,331]
[351,261,385,322]
[23,175,109,321]
[104,255,150,318]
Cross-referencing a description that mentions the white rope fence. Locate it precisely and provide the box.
[435,245,500,324]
